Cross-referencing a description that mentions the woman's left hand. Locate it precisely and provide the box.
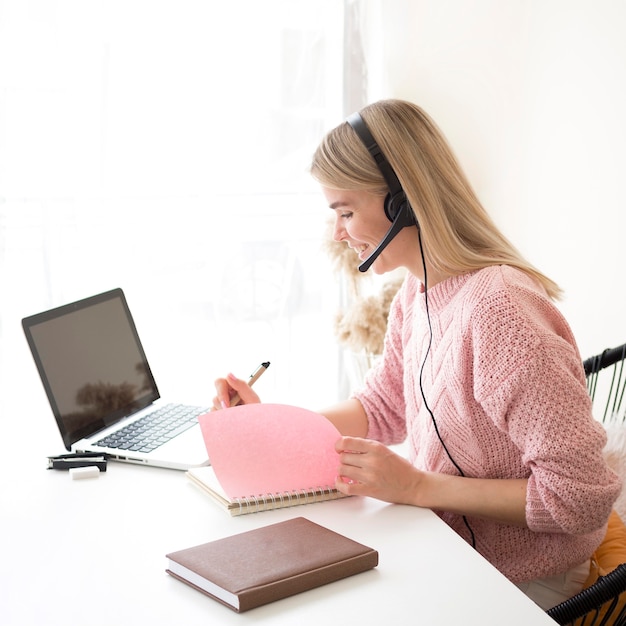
[336,436,530,526]
[335,436,423,506]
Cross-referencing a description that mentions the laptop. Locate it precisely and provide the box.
[22,288,211,470]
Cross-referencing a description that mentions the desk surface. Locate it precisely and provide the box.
[0,378,556,625]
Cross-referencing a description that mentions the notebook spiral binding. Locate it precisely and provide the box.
[233,486,343,514]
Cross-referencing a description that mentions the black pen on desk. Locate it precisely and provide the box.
[229,361,270,407]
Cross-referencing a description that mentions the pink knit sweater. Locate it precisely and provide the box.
[355,266,621,583]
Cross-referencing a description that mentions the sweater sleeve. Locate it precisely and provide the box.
[472,286,621,535]
[353,278,411,445]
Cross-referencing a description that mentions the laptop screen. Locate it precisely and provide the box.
[22,289,159,449]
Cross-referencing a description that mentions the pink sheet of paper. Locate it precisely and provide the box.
[198,404,342,499]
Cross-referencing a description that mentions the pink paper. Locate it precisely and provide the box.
[198,404,341,499]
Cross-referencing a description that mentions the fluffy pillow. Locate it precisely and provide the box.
[603,423,626,523]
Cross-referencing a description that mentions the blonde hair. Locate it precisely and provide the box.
[311,99,562,300]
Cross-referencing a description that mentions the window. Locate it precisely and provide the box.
[0,1,359,413]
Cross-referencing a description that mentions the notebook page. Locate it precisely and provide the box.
[198,404,341,499]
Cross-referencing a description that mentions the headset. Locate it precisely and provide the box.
[347,110,477,549]
[346,112,418,273]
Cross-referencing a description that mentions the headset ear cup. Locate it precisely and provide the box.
[384,193,396,221]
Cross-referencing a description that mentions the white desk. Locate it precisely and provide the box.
[0,340,556,626]
[0,423,557,625]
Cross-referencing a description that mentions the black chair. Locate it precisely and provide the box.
[584,343,626,423]
[546,344,626,625]
[547,564,626,625]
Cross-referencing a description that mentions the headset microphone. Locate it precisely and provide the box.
[346,112,418,273]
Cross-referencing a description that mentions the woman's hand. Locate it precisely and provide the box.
[212,372,261,410]
[335,435,529,526]
[335,436,423,506]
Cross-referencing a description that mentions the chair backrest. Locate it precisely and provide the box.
[546,563,626,625]
[584,344,626,423]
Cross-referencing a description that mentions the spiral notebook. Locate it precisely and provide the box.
[187,466,348,516]
[189,404,349,515]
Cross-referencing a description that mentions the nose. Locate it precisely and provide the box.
[332,217,345,242]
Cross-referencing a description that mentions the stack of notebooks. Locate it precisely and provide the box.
[188,403,349,516]
[167,405,377,611]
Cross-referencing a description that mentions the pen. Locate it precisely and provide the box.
[229,361,270,407]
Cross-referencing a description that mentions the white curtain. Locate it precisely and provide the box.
[0,0,364,415]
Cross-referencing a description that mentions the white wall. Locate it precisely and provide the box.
[367,0,626,359]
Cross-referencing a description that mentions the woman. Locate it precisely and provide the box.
[214,99,620,610]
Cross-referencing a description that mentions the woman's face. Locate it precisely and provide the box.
[323,186,417,276]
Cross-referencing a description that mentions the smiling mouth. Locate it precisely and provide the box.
[349,244,370,259]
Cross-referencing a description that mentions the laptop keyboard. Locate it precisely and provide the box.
[94,404,208,453]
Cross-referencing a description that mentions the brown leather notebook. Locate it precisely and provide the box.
[165,517,378,612]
